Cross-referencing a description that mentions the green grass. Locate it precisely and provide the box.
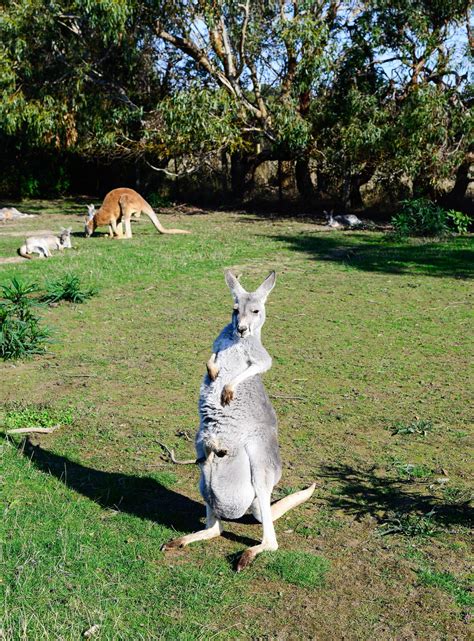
[266,551,330,588]
[3,403,74,430]
[418,570,474,611]
[0,200,472,639]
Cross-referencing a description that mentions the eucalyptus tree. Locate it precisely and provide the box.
[0,0,164,193]
[152,0,472,202]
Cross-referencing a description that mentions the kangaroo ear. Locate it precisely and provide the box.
[225,270,246,300]
[255,271,276,301]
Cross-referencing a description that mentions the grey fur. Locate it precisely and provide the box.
[163,269,315,569]
[325,210,362,228]
[197,270,280,521]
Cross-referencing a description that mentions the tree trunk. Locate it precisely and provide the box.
[231,152,254,196]
[230,151,273,197]
[295,158,315,200]
[441,159,471,210]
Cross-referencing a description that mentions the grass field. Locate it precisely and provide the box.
[0,199,472,640]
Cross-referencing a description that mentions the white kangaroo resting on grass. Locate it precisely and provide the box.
[163,270,315,570]
[324,210,362,228]
[18,228,72,259]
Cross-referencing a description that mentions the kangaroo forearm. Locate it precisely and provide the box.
[229,363,264,388]
[206,353,219,380]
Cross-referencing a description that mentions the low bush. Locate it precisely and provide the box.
[391,199,449,238]
[42,273,97,304]
[0,278,50,360]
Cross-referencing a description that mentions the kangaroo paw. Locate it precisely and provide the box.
[221,385,234,406]
[207,363,219,381]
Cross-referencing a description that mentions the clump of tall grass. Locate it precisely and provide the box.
[42,273,97,304]
[0,278,50,359]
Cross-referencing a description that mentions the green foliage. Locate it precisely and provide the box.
[389,419,434,437]
[391,199,450,238]
[146,192,171,209]
[418,570,474,610]
[441,486,473,506]
[390,459,433,480]
[378,510,438,537]
[266,551,330,588]
[1,278,40,321]
[0,1,471,204]
[42,274,97,304]
[0,278,49,359]
[272,98,312,156]
[4,403,74,430]
[147,87,242,158]
[446,210,471,234]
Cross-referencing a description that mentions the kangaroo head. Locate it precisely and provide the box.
[225,270,276,338]
[84,204,96,237]
[59,227,72,248]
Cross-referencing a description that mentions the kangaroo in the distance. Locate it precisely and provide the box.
[84,188,191,238]
[324,210,362,229]
[163,270,315,571]
[18,228,72,259]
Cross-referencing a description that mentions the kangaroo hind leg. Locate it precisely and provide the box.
[237,479,277,572]
[117,195,133,239]
[162,504,223,551]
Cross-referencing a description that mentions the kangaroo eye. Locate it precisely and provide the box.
[252,310,259,314]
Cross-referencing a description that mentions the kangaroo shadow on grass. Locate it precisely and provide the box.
[319,464,473,529]
[15,439,260,547]
[272,233,474,278]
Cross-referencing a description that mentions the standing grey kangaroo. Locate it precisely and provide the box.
[163,270,315,571]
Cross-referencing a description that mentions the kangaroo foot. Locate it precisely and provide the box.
[221,385,234,405]
[161,537,186,551]
[237,542,278,572]
[236,548,256,572]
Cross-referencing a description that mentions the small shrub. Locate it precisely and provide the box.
[0,278,50,359]
[391,199,449,238]
[146,192,171,209]
[389,419,433,437]
[442,486,473,506]
[378,510,438,537]
[390,458,433,480]
[42,273,97,304]
[1,278,40,321]
[4,403,74,430]
[446,209,471,234]
[266,551,330,588]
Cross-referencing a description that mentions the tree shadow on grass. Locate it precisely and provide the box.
[13,439,260,546]
[272,232,474,278]
[319,464,473,529]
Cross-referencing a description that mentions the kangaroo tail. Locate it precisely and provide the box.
[18,245,32,259]
[144,205,191,235]
[271,483,316,521]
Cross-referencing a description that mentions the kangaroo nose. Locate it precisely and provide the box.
[238,325,248,335]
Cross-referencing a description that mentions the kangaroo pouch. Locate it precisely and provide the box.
[199,449,255,520]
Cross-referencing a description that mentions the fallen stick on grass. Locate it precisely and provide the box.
[157,441,199,465]
[6,424,61,435]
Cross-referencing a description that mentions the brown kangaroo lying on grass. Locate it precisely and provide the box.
[84,188,191,239]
